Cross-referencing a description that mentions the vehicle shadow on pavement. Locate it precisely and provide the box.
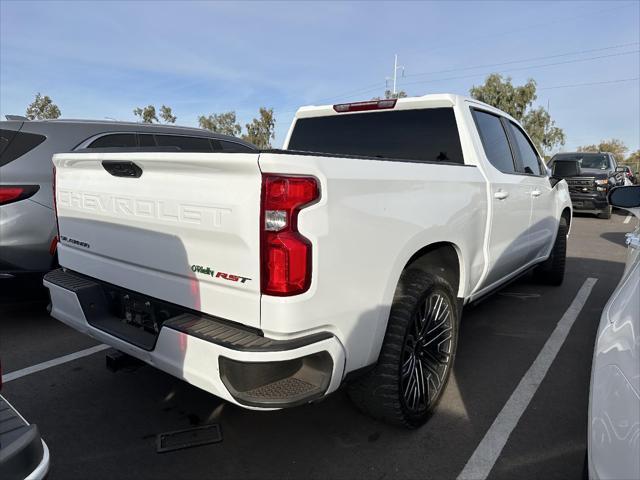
[600,231,631,247]
[2,213,630,480]
[5,256,617,480]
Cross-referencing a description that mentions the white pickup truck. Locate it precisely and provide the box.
[44,94,572,427]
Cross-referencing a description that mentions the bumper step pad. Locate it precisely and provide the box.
[44,269,332,352]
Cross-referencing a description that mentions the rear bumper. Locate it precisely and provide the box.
[0,395,50,480]
[44,269,345,409]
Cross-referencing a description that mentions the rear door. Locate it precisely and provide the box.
[471,109,533,288]
[53,151,262,328]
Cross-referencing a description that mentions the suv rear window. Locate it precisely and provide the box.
[287,108,465,164]
[0,130,47,167]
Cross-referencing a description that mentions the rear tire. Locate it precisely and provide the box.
[597,205,612,219]
[347,269,460,428]
[534,217,568,286]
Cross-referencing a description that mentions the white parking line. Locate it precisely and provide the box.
[457,277,598,480]
[3,344,110,383]
[624,215,632,224]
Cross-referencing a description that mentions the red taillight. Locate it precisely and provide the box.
[0,187,24,204]
[0,185,40,206]
[333,99,397,113]
[261,175,319,296]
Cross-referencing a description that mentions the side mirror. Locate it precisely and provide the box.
[608,186,640,209]
[615,166,626,173]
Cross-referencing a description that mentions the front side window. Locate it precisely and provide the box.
[508,122,543,175]
[88,133,136,148]
[472,110,516,174]
[288,107,465,164]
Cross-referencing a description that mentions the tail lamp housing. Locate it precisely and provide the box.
[0,185,40,206]
[261,175,319,296]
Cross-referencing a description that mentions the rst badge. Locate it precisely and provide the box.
[191,264,251,284]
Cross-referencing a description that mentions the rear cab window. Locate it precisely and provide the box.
[287,107,465,164]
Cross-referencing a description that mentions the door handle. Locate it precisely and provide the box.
[531,190,541,197]
[494,190,509,200]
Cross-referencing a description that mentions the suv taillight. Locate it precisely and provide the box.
[261,175,319,296]
[0,185,40,206]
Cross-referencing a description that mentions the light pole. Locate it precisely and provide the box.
[386,54,405,96]
[392,54,405,95]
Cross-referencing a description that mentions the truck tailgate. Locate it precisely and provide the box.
[53,152,262,328]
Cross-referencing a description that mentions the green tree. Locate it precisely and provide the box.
[198,111,241,136]
[159,105,177,123]
[470,74,565,154]
[133,104,177,123]
[577,138,628,163]
[242,107,275,148]
[25,93,61,120]
[133,105,158,123]
[521,107,565,155]
[624,149,640,175]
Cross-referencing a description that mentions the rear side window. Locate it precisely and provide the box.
[138,134,156,147]
[507,122,543,175]
[287,108,465,164]
[155,135,212,152]
[88,133,136,148]
[219,140,254,153]
[0,130,47,167]
[472,110,516,174]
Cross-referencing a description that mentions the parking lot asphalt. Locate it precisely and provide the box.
[0,210,636,480]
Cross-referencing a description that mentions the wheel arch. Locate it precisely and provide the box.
[364,241,465,368]
[402,242,463,299]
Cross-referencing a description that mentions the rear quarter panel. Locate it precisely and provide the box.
[259,152,487,372]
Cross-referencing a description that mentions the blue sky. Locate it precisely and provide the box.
[1,0,639,153]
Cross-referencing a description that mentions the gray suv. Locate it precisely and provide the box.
[0,118,256,278]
